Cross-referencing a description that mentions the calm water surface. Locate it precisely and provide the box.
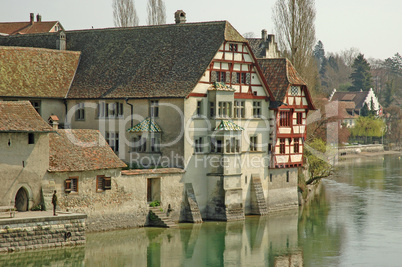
[1,154,401,266]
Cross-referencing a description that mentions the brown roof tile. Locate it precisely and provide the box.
[121,168,185,176]
[0,21,61,35]
[0,101,53,132]
[49,129,127,172]
[329,91,370,110]
[0,46,80,98]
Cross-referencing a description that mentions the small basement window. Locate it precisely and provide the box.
[97,175,111,192]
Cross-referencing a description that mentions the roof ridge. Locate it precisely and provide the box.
[65,20,229,34]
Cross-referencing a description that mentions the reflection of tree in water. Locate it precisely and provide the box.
[298,185,345,266]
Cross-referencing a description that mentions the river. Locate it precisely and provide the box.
[1,154,401,266]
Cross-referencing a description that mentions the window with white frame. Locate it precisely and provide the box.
[253,101,261,118]
[218,101,232,118]
[194,137,203,153]
[151,136,160,152]
[211,137,224,153]
[76,103,85,121]
[105,132,119,153]
[97,102,123,118]
[150,100,159,118]
[209,102,215,118]
[132,135,147,152]
[226,137,240,153]
[196,100,202,116]
[234,101,245,118]
[250,136,258,151]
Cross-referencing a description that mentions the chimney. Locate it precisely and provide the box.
[175,10,186,24]
[48,115,59,130]
[36,14,42,22]
[261,29,267,42]
[30,13,34,24]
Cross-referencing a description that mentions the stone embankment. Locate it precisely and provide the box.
[0,212,86,253]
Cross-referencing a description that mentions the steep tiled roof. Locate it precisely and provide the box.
[257,58,306,101]
[49,129,127,172]
[329,91,370,110]
[127,117,162,133]
[0,101,53,132]
[0,21,60,35]
[65,21,245,99]
[0,46,80,98]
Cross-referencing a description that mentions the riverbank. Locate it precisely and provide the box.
[338,149,401,160]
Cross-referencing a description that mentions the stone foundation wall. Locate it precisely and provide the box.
[0,214,86,253]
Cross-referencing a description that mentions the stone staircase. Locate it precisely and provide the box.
[250,175,268,215]
[184,183,203,223]
[148,207,178,228]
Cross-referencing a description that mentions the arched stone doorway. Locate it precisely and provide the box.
[15,187,29,212]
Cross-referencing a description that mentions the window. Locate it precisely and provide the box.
[65,177,78,193]
[234,101,245,118]
[76,103,85,121]
[253,101,261,118]
[97,102,123,118]
[296,112,303,125]
[197,100,202,116]
[28,133,35,144]
[29,100,41,115]
[226,137,240,153]
[270,173,273,182]
[209,102,215,118]
[106,132,119,152]
[294,138,300,153]
[279,111,291,126]
[279,138,286,154]
[217,71,226,83]
[151,137,160,152]
[133,135,147,152]
[195,137,203,153]
[150,100,159,117]
[97,175,111,192]
[218,102,232,118]
[250,136,258,151]
[229,43,238,52]
[286,171,290,182]
[211,137,223,153]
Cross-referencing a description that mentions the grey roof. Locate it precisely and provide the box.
[66,21,245,99]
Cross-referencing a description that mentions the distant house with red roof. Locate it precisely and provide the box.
[0,13,63,36]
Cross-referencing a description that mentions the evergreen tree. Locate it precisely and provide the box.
[349,53,373,91]
[360,103,369,117]
[314,40,325,67]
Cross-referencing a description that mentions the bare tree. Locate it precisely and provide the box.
[113,0,139,27]
[272,0,316,76]
[340,47,360,67]
[147,0,166,25]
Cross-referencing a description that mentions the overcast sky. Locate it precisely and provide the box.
[0,0,400,60]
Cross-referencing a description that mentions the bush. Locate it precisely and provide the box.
[149,200,160,207]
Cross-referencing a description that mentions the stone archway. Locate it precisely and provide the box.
[15,187,29,212]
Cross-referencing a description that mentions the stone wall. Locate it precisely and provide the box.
[267,168,298,212]
[338,144,384,155]
[0,214,86,253]
[44,169,185,231]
